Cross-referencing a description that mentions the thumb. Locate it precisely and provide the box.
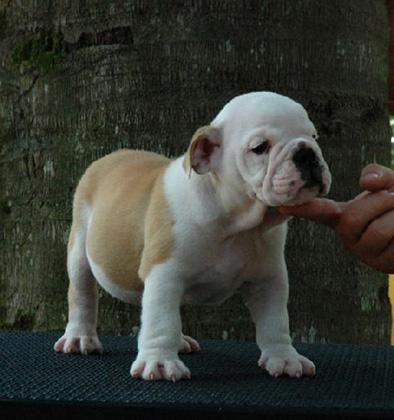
[278,198,344,228]
[360,164,394,192]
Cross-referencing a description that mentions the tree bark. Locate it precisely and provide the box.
[0,0,390,343]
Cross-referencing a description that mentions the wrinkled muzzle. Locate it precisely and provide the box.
[261,138,331,207]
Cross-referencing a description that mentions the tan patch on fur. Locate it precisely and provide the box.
[182,125,219,174]
[71,150,173,293]
[138,172,174,280]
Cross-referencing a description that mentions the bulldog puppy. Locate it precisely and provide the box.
[54,92,331,382]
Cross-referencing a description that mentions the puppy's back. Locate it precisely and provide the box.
[75,149,169,206]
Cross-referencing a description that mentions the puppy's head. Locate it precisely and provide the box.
[183,92,331,207]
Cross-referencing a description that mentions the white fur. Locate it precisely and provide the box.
[132,93,328,380]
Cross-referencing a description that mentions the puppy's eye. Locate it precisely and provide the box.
[251,141,270,155]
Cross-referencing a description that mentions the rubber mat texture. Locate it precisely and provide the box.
[1,331,394,417]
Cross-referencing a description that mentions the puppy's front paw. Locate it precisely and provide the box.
[130,356,191,382]
[258,344,315,378]
[54,333,103,355]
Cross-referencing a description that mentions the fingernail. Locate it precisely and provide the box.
[362,172,381,182]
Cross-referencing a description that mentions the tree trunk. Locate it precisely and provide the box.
[0,0,390,343]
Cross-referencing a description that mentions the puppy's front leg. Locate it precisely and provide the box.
[242,264,315,378]
[131,263,190,382]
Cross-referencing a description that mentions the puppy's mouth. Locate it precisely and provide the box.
[260,141,331,207]
[291,146,325,193]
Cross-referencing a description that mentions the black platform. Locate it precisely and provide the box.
[1,331,394,419]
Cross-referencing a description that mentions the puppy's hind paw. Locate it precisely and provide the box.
[54,333,103,355]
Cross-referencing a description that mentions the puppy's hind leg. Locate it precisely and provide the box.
[54,215,103,355]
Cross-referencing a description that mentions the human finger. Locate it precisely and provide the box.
[336,190,394,245]
[360,164,394,192]
[354,209,394,257]
[278,198,344,228]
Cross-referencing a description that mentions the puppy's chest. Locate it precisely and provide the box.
[183,235,259,305]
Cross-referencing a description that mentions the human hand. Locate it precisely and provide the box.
[279,164,394,273]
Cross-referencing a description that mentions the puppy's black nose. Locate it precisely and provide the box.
[292,146,323,189]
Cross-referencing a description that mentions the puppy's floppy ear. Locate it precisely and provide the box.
[183,125,221,175]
